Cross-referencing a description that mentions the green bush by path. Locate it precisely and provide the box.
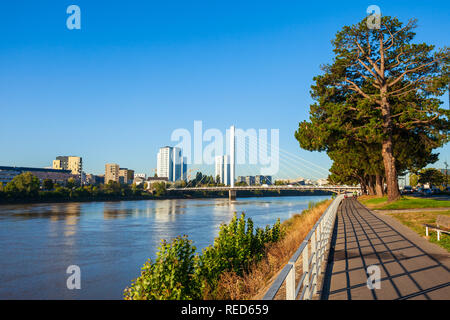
[123,213,283,300]
[123,236,203,300]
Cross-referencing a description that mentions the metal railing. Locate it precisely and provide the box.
[262,194,344,300]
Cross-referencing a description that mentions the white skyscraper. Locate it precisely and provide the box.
[215,155,230,185]
[230,125,235,187]
[215,156,224,184]
[157,146,186,182]
[157,146,172,180]
[214,126,236,186]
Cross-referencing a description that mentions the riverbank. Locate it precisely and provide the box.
[123,198,333,300]
[232,199,333,300]
[0,189,333,205]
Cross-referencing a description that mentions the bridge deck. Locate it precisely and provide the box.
[320,198,450,300]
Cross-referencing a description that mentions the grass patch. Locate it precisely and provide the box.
[387,210,450,252]
[358,195,450,210]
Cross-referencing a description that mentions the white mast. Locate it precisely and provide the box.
[230,125,235,187]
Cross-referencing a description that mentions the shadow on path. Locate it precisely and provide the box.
[320,198,450,300]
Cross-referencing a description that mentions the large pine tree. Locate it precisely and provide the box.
[296,16,449,201]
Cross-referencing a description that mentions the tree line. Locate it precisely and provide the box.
[0,172,154,203]
[409,168,448,189]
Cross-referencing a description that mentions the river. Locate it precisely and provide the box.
[0,195,330,299]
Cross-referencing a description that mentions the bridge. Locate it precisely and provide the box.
[167,185,360,199]
[164,124,361,199]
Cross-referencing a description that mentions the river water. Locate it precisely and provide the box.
[0,195,330,299]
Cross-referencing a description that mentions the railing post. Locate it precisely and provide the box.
[302,242,309,299]
[319,220,324,264]
[286,262,296,300]
[309,232,316,299]
[262,195,343,301]
[315,227,321,295]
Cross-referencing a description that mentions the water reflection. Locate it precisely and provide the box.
[103,203,133,220]
[0,195,330,299]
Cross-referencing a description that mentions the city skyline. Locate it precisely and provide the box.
[1,1,449,178]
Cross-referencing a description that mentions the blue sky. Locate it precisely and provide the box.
[0,1,449,178]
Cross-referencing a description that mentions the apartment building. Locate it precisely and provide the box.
[53,156,82,176]
[105,163,120,184]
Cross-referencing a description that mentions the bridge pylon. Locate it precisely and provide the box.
[229,190,236,200]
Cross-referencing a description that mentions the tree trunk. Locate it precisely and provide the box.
[359,177,368,195]
[375,174,384,197]
[381,138,400,201]
[380,87,401,202]
[367,175,376,195]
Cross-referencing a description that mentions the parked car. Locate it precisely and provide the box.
[431,187,441,194]
[401,186,413,194]
[422,189,432,196]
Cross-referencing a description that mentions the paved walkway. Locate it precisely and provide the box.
[320,198,450,300]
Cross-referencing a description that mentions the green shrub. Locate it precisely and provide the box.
[124,235,202,300]
[124,213,283,300]
[197,213,282,293]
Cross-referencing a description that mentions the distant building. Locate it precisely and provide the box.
[215,155,230,185]
[316,178,329,186]
[255,175,272,185]
[398,174,408,189]
[215,156,224,183]
[247,176,256,185]
[146,177,169,189]
[85,174,104,185]
[134,173,147,179]
[147,177,169,183]
[53,156,82,176]
[96,175,105,185]
[119,168,134,185]
[157,146,187,182]
[85,173,95,185]
[0,166,72,185]
[134,176,146,186]
[105,163,120,184]
[235,175,272,186]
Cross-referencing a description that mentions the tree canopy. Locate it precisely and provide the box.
[418,168,445,188]
[296,16,449,200]
[4,172,40,197]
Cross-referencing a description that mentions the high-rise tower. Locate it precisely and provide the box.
[230,125,235,187]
